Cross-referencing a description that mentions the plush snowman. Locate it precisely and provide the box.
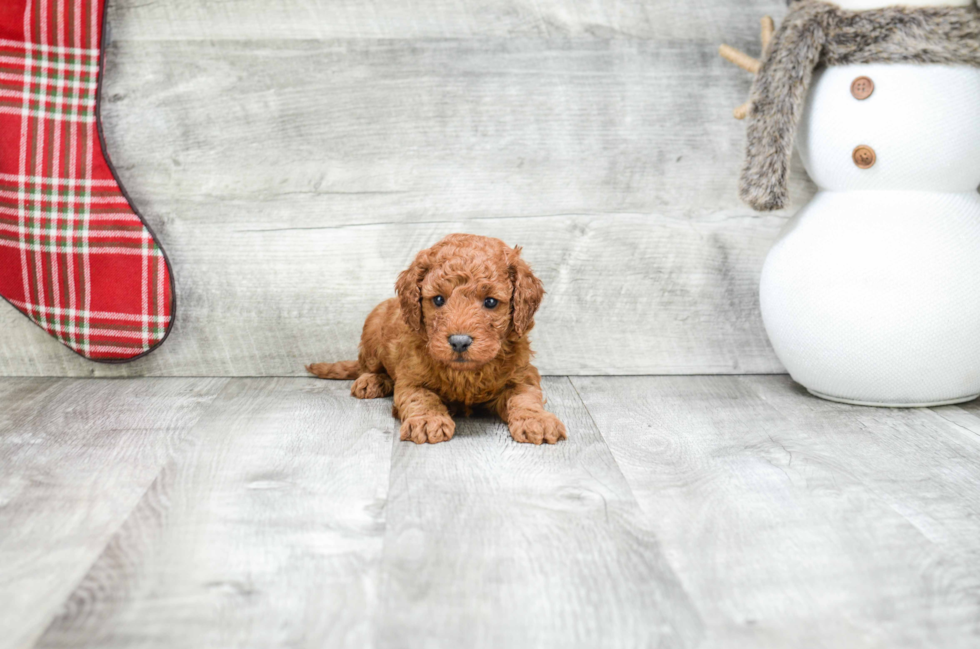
[722,0,980,406]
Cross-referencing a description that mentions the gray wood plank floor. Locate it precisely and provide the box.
[3,376,980,648]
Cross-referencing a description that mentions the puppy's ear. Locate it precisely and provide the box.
[395,249,432,334]
[509,246,544,338]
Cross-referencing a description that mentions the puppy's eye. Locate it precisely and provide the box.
[432,296,445,307]
[483,297,499,309]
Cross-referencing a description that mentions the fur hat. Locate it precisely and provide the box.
[740,0,980,211]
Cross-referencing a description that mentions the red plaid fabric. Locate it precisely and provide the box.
[0,0,174,361]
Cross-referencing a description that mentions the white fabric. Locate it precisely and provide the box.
[769,64,980,405]
[761,190,980,406]
[797,65,980,193]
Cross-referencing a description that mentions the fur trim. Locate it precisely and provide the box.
[741,0,980,211]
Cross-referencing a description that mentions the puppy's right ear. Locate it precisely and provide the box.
[395,250,432,334]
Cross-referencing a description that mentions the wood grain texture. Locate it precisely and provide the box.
[0,377,226,649]
[5,376,980,647]
[571,375,980,649]
[0,36,815,376]
[376,377,703,649]
[34,378,395,649]
[106,0,789,41]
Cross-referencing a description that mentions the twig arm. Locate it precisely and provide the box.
[761,16,775,52]
[719,44,760,74]
[719,15,774,120]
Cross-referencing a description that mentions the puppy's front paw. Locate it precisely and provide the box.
[509,412,567,445]
[400,415,456,444]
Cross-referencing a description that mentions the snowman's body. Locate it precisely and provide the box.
[760,62,980,405]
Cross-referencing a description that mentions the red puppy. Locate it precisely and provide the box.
[308,233,566,445]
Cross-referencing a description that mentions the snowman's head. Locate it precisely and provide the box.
[789,0,975,8]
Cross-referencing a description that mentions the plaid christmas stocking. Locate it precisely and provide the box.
[0,0,174,362]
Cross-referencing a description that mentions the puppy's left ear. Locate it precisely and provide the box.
[509,246,544,338]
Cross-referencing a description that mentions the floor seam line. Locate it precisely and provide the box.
[566,376,647,512]
[927,407,980,444]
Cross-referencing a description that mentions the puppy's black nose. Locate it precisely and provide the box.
[449,334,473,353]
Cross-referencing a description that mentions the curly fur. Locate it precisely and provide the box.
[741,0,980,211]
[307,234,567,445]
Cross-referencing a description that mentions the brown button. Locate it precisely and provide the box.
[853,145,876,169]
[851,76,874,100]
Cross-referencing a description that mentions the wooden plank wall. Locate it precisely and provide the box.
[0,0,813,377]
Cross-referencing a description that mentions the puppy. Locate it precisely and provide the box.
[308,233,567,445]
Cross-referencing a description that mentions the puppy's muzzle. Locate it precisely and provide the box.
[448,334,473,353]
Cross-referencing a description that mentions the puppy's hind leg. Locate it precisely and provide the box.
[351,373,394,399]
[349,328,394,399]
[312,298,395,397]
